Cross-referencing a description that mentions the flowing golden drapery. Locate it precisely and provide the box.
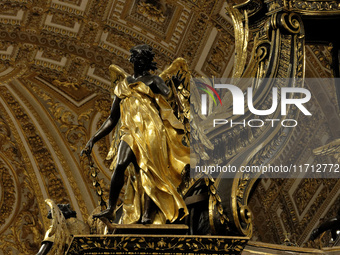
[107,79,189,224]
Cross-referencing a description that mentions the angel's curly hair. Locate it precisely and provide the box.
[47,204,77,219]
[129,44,157,71]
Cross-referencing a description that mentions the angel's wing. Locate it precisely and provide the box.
[45,199,71,254]
[190,77,214,161]
[108,64,128,99]
[313,138,340,157]
[160,58,190,116]
[160,58,214,161]
[160,58,191,142]
[160,58,190,84]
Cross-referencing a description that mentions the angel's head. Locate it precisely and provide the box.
[129,44,157,72]
[47,204,77,219]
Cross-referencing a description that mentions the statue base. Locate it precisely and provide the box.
[106,223,189,235]
[66,224,249,254]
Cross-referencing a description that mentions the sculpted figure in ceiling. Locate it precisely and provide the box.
[36,200,89,255]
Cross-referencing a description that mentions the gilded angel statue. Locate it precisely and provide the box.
[81,44,192,224]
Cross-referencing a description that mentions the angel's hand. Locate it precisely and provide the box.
[81,139,95,167]
[171,71,186,88]
[81,138,94,157]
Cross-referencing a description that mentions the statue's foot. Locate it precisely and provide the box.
[93,208,115,222]
[141,214,152,225]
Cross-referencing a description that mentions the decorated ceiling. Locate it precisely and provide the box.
[0,0,339,254]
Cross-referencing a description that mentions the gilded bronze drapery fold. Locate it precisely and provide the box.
[110,78,190,224]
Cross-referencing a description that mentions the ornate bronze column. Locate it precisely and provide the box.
[209,0,306,237]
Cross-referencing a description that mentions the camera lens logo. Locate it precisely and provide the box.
[197,82,222,115]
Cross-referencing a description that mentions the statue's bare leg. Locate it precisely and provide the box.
[93,140,138,220]
[141,194,155,224]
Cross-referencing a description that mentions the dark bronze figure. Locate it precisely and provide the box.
[310,209,340,242]
[36,204,77,255]
[81,44,189,224]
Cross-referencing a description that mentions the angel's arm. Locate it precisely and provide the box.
[310,217,340,240]
[81,96,121,155]
[36,241,53,255]
[154,76,170,97]
[93,95,121,141]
